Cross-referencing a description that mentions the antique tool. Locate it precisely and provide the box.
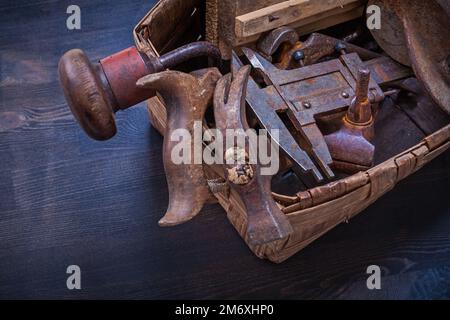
[324,68,375,172]
[391,78,450,135]
[213,65,293,245]
[137,68,221,226]
[256,29,382,70]
[138,0,450,263]
[232,52,324,182]
[240,47,412,179]
[58,41,221,140]
[277,32,382,70]
[368,0,450,113]
[59,42,222,227]
[256,26,299,61]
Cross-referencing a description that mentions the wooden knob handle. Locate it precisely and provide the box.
[59,43,223,140]
[59,49,117,140]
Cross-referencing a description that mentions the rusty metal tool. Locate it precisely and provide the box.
[232,52,324,182]
[240,47,412,179]
[257,26,299,61]
[213,65,293,245]
[59,42,222,227]
[324,68,375,172]
[58,41,221,140]
[368,0,450,113]
[277,32,382,70]
[256,28,382,70]
[137,68,222,226]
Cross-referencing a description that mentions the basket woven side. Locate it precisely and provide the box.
[147,98,450,263]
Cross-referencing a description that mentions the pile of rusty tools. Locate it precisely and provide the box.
[58,0,450,257]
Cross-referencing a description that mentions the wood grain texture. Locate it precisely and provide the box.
[235,0,362,38]
[0,0,449,299]
[217,0,365,47]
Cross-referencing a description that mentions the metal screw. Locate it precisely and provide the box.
[292,50,305,61]
[302,102,311,109]
[335,42,347,55]
[292,50,305,67]
[341,92,349,98]
[355,68,371,102]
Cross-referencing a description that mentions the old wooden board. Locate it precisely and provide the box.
[0,0,449,299]
[210,0,365,57]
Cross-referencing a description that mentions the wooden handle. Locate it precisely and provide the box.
[59,42,223,140]
[58,49,117,140]
[137,68,222,226]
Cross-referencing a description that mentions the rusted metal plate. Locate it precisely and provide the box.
[239,47,412,180]
[242,49,383,178]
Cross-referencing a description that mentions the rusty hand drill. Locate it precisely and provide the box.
[324,68,376,172]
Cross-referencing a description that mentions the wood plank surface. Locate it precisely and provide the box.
[235,0,362,38]
[0,0,449,299]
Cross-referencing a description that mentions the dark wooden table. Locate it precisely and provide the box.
[0,0,449,299]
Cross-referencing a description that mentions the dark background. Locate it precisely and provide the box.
[0,0,449,299]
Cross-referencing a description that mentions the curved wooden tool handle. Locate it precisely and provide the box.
[401,2,450,113]
[137,68,222,226]
[214,66,293,245]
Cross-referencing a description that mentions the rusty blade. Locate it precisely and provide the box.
[294,33,381,67]
[369,0,450,113]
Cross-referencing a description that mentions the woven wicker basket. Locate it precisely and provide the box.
[135,0,450,263]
